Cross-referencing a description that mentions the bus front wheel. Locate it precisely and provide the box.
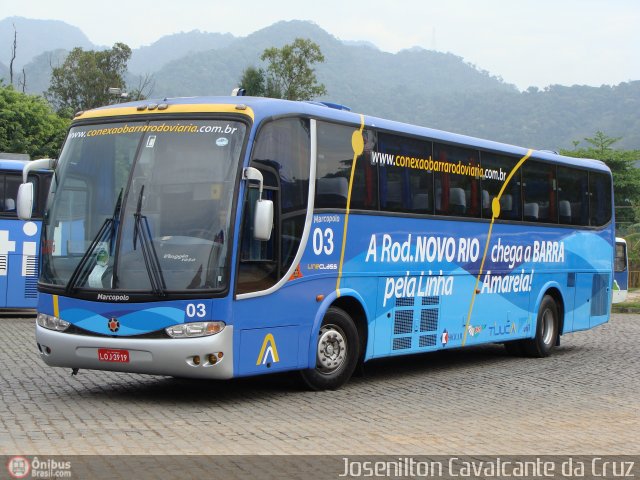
[300,307,359,391]
[523,294,559,357]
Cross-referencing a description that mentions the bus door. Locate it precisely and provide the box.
[613,238,628,303]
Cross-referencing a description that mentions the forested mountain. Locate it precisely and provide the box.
[128,30,236,75]
[0,16,94,69]
[1,17,639,149]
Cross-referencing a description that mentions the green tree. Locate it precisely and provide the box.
[260,38,327,100]
[46,43,132,117]
[0,83,69,158]
[238,66,266,96]
[584,130,623,155]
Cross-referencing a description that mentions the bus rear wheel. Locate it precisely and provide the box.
[300,307,359,391]
[522,294,559,357]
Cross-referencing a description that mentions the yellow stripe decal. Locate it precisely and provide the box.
[53,295,59,318]
[75,103,255,121]
[462,149,533,346]
[336,114,365,297]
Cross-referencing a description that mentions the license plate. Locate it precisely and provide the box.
[97,348,130,363]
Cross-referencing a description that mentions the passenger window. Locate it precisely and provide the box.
[316,122,353,209]
[315,122,378,211]
[480,153,521,221]
[557,167,588,225]
[378,133,433,214]
[433,143,480,218]
[589,172,612,227]
[615,242,627,272]
[522,162,556,223]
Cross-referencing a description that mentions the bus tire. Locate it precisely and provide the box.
[300,307,359,391]
[522,294,559,358]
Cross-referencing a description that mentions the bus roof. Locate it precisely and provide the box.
[0,159,30,171]
[75,96,610,173]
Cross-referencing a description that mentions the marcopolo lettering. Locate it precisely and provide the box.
[97,293,130,302]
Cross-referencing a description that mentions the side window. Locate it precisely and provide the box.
[38,173,53,218]
[237,118,311,295]
[589,172,612,227]
[315,122,378,211]
[522,162,556,223]
[557,167,588,226]
[615,242,627,272]
[0,174,19,216]
[0,174,6,214]
[0,172,40,218]
[315,122,353,210]
[352,129,378,210]
[480,153,521,221]
[377,133,432,214]
[433,143,480,218]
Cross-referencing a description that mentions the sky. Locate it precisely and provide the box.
[2,0,639,90]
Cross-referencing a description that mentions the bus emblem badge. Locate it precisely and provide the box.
[108,318,120,333]
[256,333,280,366]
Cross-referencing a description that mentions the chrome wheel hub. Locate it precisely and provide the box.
[541,308,555,345]
[317,324,347,373]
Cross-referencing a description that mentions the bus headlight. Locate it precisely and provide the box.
[37,313,70,332]
[165,321,225,338]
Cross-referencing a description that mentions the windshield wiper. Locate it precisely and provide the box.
[133,185,167,297]
[65,188,123,294]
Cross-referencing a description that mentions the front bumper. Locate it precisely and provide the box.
[35,324,234,379]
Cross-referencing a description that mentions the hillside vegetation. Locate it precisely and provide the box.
[1,17,638,150]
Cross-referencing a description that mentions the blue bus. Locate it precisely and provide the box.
[0,160,50,309]
[18,96,614,389]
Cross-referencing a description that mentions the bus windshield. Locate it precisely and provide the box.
[41,119,247,294]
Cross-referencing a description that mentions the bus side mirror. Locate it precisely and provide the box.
[254,199,273,241]
[243,166,274,241]
[17,182,34,220]
[18,157,56,220]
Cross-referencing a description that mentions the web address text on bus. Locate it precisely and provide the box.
[68,123,239,139]
[370,150,506,181]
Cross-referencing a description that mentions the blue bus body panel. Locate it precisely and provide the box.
[0,160,45,309]
[304,214,612,358]
[37,293,237,336]
[233,212,612,377]
[4,220,41,308]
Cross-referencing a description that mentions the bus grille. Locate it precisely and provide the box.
[25,255,37,277]
[591,273,610,317]
[420,309,438,332]
[25,277,38,298]
[421,296,439,306]
[396,297,414,307]
[392,337,412,350]
[419,334,437,348]
[391,292,441,352]
[394,310,413,335]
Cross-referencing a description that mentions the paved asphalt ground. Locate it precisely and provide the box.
[0,314,638,456]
